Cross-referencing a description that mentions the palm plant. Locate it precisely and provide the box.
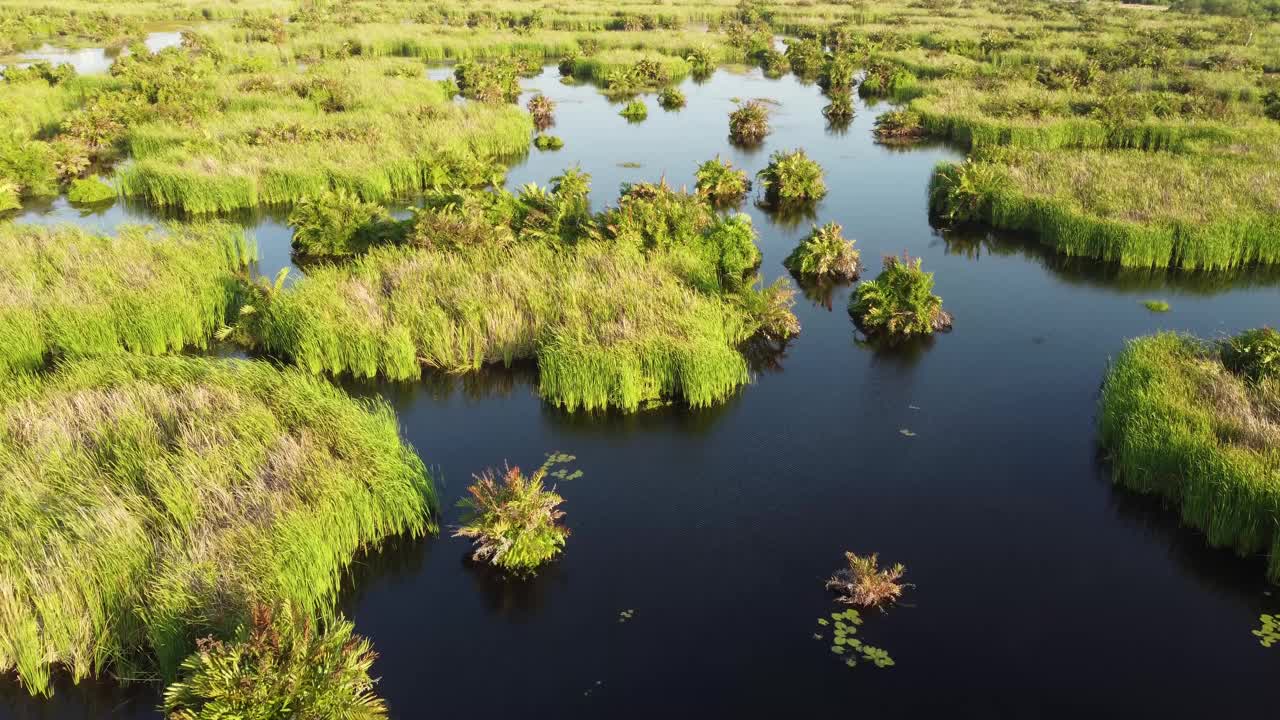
[658,86,687,110]
[928,160,1004,225]
[216,267,290,349]
[694,156,750,204]
[756,149,826,207]
[454,463,569,574]
[163,605,386,720]
[784,222,861,281]
[825,552,908,609]
[620,99,648,121]
[849,254,952,337]
[822,91,855,127]
[288,189,392,257]
[527,93,555,129]
[729,100,770,144]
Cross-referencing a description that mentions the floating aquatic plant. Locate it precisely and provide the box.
[66,176,115,204]
[812,608,895,669]
[534,134,564,150]
[1254,614,1279,647]
[1142,300,1171,313]
[620,99,648,121]
[826,552,909,608]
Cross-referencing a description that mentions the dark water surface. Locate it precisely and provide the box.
[5,67,1279,719]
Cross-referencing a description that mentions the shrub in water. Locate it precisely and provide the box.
[454,463,569,574]
[823,91,855,126]
[1142,300,1171,313]
[826,552,908,608]
[849,254,952,337]
[784,222,861,281]
[927,160,1006,225]
[620,99,648,121]
[658,86,687,110]
[527,93,555,129]
[729,100,770,145]
[695,155,750,204]
[66,176,115,204]
[756,149,827,207]
[785,38,825,78]
[534,134,564,150]
[759,47,790,78]
[454,59,521,103]
[1220,327,1280,382]
[820,53,856,95]
[288,189,393,257]
[873,109,926,144]
[163,605,386,720]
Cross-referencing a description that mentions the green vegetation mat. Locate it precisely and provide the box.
[0,354,435,696]
[1100,333,1280,581]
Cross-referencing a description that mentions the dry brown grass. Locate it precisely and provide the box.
[826,552,908,608]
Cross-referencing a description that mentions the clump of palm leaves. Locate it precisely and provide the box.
[759,47,790,78]
[685,45,716,79]
[756,149,826,207]
[454,462,570,574]
[729,99,771,145]
[1220,327,1280,382]
[849,254,952,337]
[784,222,861,281]
[620,99,648,121]
[163,605,386,720]
[746,278,802,344]
[823,91,855,127]
[819,53,856,95]
[785,38,825,79]
[927,160,1005,226]
[288,189,394,257]
[873,109,926,144]
[216,267,290,349]
[454,59,521,103]
[527,93,555,129]
[695,155,750,204]
[534,134,564,150]
[826,552,908,609]
[658,86,686,110]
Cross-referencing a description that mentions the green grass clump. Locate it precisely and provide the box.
[454,58,522,103]
[874,109,926,144]
[253,182,786,413]
[784,222,861,281]
[728,99,770,145]
[620,98,648,121]
[0,180,19,212]
[534,134,565,150]
[1142,299,1171,313]
[164,606,386,720]
[0,222,254,376]
[65,176,116,204]
[454,462,569,574]
[849,254,952,337]
[1099,332,1280,581]
[0,354,435,695]
[527,93,555,128]
[757,149,826,207]
[694,155,749,204]
[1220,327,1280,382]
[570,51,692,94]
[658,86,686,110]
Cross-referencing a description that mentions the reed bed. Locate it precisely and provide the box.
[1099,333,1280,581]
[0,222,253,376]
[0,354,435,695]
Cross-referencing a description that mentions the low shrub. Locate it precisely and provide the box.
[1220,327,1280,382]
[534,134,564,150]
[729,100,770,145]
[785,38,825,78]
[826,552,908,608]
[658,86,686,110]
[454,59,521,103]
[694,155,750,204]
[756,149,826,207]
[784,222,861,281]
[454,462,569,574]
[66,176,115,204]
[288,189,395,258]
[849,254,952,337]
[163,606,386,720]
[873,109,926,144]
[620,99,648,121]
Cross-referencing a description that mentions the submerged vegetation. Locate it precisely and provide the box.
[850,254,952,337]
[0,355,434,695]
[784,222,861,281]
[1100,331,1280,581]
[454,459,571,574]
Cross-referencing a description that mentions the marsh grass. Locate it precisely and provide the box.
[620,98,649,121]
[1099,332,1280,581]
[0,354,435,695]
[0,222,254,376]
[826,552,908,609]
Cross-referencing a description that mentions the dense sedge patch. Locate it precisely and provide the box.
[0,355,435,696]
[1099,333,1280,581]
[0,222,254,376]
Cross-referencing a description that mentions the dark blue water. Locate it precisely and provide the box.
[4,67,1278,719]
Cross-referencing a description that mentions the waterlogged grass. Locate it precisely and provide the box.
[0,222,253,376]
[0,354,435,696]
[1099,332,1280,581]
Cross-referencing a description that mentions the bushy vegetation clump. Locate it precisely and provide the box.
[253,180,791,412]
[1100,332,1280,581]
[849,254,952,337]
[874,109,926,144]
[527,93,555,129]
[0,222,253,376]
[620,98,648,121]
[658,86,687,110]
[65,176,115,204]
[534,134,564,150]
[728,99,770,145]
[694,155,750,204]
[288,189,394,258]
[784,222,861,281]
[164,606,386,720]
[0,355,435,696]
[826,552,909,608]
[454,58,521,103]
[756,149,826,207]
[454,462,570,574]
